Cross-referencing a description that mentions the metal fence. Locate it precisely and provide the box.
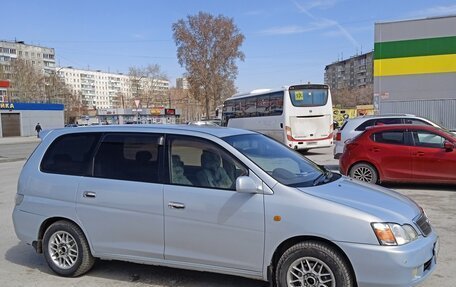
[380,98,456,130]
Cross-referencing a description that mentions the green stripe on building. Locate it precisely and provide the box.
[374,36,456,59]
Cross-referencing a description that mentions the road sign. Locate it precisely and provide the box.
[134,99,140,108]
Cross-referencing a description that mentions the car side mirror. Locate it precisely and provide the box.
[236,176,259,194]
[443,140,454,151]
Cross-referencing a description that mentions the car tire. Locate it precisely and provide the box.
[43,220,95,277]
[275,241,354,287]
[349,162,378,184]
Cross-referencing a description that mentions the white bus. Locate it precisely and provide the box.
[222,84,333,151]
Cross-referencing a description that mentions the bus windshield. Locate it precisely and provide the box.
[289,88,328,107]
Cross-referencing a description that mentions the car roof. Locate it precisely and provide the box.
[364,124,441,132]
[345,114,420,123]
[43,124,255,139]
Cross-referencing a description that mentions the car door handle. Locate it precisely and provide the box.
[168,202,185,209]
[414,152,425,157]
[371,147,380,152]
[83,191,96,198]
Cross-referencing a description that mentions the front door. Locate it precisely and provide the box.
[411,130,456,183]
[163,135,265,272]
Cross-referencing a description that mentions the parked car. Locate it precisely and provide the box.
[340,124,456,185]
[188,119,221,126]
[13,125,438,286]
[334,114,446,159]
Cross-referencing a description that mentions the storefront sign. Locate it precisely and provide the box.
[165,108,175,115]
[150,107,164,115]
[0,80,10,88]
[0,102,14,109]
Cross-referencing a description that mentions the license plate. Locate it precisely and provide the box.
[307,142,317,145]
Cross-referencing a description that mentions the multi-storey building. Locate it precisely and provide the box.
[57,67,170,109]
[324,51,373,89]
[374,15,456,130]
[0,40,56,76]
[176,77,189,90]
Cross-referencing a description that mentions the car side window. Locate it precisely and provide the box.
[168,136,247,190]
[413,131,445,148]
[355,118,402,131]
[372,131,405,145]
[355,119,376,131]
[41,133,101,176]
[403,119,432,126]
[93,133,161,183]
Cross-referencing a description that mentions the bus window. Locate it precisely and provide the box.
[245,97,257,117]
[257,95,270,117]
[269,92,283,116]
[234,99,246,118]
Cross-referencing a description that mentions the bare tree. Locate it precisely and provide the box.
[173,12,245,117]
[112,91,126,109]
[332,84,373,107]
[169,87,204,123]
[128,64,168,108]
[7,59,45,102]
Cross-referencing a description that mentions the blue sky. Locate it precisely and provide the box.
[2,0,456,92]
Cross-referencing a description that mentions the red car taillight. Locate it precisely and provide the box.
[335,132,341,141]
[285,126,293,141]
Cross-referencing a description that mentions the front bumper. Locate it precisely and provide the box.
[337,232,438,287]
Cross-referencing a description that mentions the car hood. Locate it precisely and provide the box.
[299,177,421,222]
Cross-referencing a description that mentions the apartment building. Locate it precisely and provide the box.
[324,51,373,89]
[57,67,170,109]
[0,40,56,76]
[176,77,189,90]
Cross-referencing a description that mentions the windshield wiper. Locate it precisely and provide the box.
[313,170,333,186]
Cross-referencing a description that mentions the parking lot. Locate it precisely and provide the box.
[0,138,455,286]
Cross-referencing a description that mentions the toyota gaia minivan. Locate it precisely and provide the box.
[13,125,438,287]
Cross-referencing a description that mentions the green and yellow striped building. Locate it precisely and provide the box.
[374,16,456,130]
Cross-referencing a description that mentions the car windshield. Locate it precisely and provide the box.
[223,134,339,187]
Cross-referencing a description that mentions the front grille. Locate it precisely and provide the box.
[414,212,432,237]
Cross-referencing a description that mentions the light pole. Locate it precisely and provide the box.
[134,75,145,123]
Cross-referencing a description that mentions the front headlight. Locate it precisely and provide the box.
[371,222,418,246]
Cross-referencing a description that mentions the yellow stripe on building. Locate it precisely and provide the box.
[374,54,456,77]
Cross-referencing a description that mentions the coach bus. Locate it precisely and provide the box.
[222,84,333,152]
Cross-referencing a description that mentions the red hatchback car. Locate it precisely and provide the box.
[339,124,456,185]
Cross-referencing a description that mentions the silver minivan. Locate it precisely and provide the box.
[13,125,438,287]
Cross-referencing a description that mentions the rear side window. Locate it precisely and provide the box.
[339,121,348,131]
[372,131,405,145]
[355,118,402,131]
[41,133,101,176]
[403,118,432,126]
[93,133,161,183]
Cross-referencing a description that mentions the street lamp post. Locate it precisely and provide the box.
[134,75,147,123]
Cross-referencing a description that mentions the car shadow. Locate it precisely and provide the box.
[5,242,267,286]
